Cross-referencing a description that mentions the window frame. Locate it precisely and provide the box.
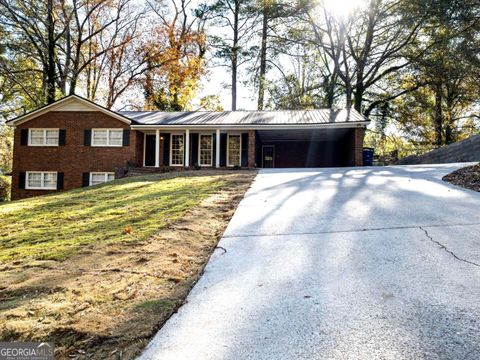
[28,128,59,146]
[89,172,115,186]
[91,128,123,147]
[25,171,58,190]
[227,134,242,167]
[198,133,213,167]
[169,133,185,167]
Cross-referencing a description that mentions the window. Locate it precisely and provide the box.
[26,171,57,190]
[92,129,123,146]
[199,134,213,166]
[89,172,115,186]
[28,129,59,146]
[170,134,184,166]
[227,134,241,167]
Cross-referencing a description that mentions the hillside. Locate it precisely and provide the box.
[0,170,255,359]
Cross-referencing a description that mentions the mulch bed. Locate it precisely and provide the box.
[442,163,480,192]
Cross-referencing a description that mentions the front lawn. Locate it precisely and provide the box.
[0,170,255,359]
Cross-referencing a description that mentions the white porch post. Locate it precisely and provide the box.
[155,129,160,167]
[216,129,220,168]
[185,129,190,168]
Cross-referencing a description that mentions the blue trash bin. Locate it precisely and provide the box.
[363,148,374,166]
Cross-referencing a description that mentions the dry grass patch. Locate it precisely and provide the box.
[442,163,480,192]
[0,170,256,359]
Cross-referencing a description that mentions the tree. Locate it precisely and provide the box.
[306,0,423,113]
[0,0,144,108]
[391,0,480,146]
[81,1,147,108]
[198,94,224,111]
[0,0,62,105]
[206,0,258,110]
[0,124,13,173]
[143,0,207,111]
[251,0,306,110]
[266,43,333,109]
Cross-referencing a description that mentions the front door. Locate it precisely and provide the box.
[145,135,156,166]
[262,145,275,168]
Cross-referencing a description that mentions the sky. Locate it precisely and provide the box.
[194,0,368,111]
[196,64,257,111]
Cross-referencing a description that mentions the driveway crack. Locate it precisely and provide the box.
[420,226,480,268]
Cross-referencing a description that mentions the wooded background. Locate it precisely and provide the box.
[0,0,479,172]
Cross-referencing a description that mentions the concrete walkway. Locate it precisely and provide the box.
[139,164,480,360]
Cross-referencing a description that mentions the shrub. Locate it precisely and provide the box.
[0,176,11,202]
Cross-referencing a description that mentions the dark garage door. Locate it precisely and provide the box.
[256,129,356,168]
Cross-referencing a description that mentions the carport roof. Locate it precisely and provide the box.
[120,108,369,126]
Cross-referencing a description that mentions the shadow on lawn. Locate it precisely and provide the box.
[0,171,247,260]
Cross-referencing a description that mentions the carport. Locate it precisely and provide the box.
[255,128,360,168]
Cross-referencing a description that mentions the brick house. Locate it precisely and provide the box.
[7,95,369,200]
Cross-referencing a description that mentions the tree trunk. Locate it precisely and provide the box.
[345,76,353,110]
[433,83,443,146]
[257,1,268,110]
[46,0,56,103]
[231,0,239,111]
[445,124,452,144]
[444,91,455,144]
[346,90,352,110]
[354,86,363,113]
[325,73,336,108]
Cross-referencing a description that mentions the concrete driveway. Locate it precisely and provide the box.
[140,164,480,360]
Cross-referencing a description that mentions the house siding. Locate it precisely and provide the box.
[11,111,141,200]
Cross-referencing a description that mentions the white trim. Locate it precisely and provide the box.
[198,133,213,166]
[7,95,131,126]
[91,128,123,147]
[143,132,146,167]
[185,129,190,167]
[130,122,369,131]
[28,128,60,146]
[25,171,58,190]
[169,133,185,167]
[215,129,220,168]
[89,172,115,186]
[227,134,242,167]
[155,129,160,167]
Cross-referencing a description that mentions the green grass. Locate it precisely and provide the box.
[0,172,226,262]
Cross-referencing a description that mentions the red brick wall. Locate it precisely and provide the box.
[248,130,256,168]
[11,111,141,200]
[134,131,144,168]
[353,127,365,166]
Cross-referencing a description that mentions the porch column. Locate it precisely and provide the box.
[215,129,220,168]
[155,129,160,168]
[248,130,256,168]
[185,129,190,168]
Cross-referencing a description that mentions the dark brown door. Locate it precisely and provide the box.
[262,146,275,168]
[145,135,156,166]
